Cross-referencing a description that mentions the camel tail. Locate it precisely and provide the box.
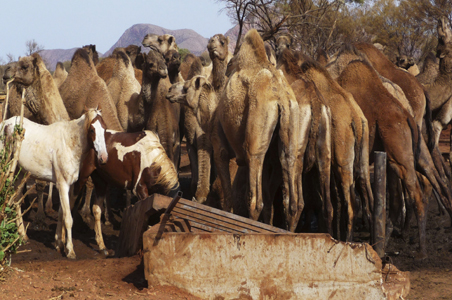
[407,117,421,169]
[424,90,435,152]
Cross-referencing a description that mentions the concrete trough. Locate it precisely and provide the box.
[124,194,409,299]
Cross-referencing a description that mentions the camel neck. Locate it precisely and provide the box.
[211,56,227,92]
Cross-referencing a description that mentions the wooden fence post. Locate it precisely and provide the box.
[373,151,387,257]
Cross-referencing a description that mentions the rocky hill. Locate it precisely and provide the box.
[39,23,219,71]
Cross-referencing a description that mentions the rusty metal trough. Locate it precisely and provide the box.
[117,194,410,300]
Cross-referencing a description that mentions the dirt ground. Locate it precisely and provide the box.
[1,148,452,300]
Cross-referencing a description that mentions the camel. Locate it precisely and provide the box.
[124,44,145,69]
[59,48,123,132]
[422,18,452,166]
[142,33,178,54]
[296,57,374,241]
[416,52,439,85]
[82,44,99,65]
[164,50,184,84]
[275,35,307,66]
[52,62,68,89]
[396,55,420,76]
[97,48,143,85]
[207,34,231,95]
[105,49,143,132]
[315,48,330,66]
[142,49,180,170]
[333,57,452,258]
[276,48,333,234]
[353,42,435,152]
[215,29,302,230]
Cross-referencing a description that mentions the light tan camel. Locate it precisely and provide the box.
[207,34,230,95]
[143,49,181,170]
[276,48,333,234]
[97,49,143,85]
[53,62,68,89]
[105,49,143,132]
[423,18,452,164]
[59,48,123,132]
[299,57,374,242]
[217,29,301,230]
[142,33,178,54]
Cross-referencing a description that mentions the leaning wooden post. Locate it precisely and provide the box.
[373,151,387,257]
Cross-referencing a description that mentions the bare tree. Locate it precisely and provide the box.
[25,39,44,56]
[0,57,5,65]
[6,53,16,63]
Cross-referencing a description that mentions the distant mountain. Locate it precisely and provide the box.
[39,23,241,71]
[103,24,209,57]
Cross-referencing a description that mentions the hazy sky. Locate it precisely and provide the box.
[0,0,234,61]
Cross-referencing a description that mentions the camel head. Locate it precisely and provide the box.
[396,55,415,69]
[207,34,229,61]
[275,35,292,59]
[124,45,141,68]
[13,54,43,86]
[2,61,17,85]
[82,44,99,66]
[166,75,211,114]
[142,34,178,54]
[143,50,168,79]
[164,50,181,73]
[437,17,452,58]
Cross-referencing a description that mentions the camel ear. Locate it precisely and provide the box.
[168,36,174,46]
[96,104,102,112]
[92,45,96,52]
[194,76,206,90]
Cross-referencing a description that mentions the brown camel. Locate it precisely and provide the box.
[216,29,301,230]
[335,58,452,258]
[59,48,123,131]
[142,33,178,54]
[207,34,230,94]
[124,44,145,69]
[353,42,435,152]
[298,58,374,241]
[53,62,68,89]
[315,48,330,66]
[275,35,307,67]
[143,49,180,170]
[276,48,333,234]
[416,52,439,85]
[396,55,420,76]
[105,49,143,132]
[164,50,184,84]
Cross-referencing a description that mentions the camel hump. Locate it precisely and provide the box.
[243,29,268,65]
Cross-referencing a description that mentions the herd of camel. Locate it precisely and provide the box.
[2,16,452,260]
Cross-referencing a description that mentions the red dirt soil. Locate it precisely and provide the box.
[1,141,452,299]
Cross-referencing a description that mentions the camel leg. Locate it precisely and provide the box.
[389,162,427,259]
[45,182,55,214]
[194,133,212,204]
[212,125,233,213]
[92,182,108,256]
[34,180,47,222]
[187,138,198,198]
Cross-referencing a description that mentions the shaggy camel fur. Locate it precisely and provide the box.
[217,29,301,230]
[143,49,181,169]
[417,52,439,85]
[59,48,123,131]
[353,42,434,151]
[276,48,333,234]
[53,62,68,89]
[335,59,452,258]
[299,58,374,241]
[105,49,143,132]
[142,33,178,54]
